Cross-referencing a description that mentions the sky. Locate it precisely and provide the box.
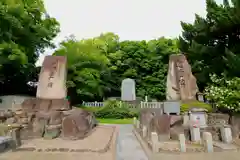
[36,0,222,66]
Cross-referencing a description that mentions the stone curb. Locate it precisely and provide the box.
[132,126,153,160]
[113,125,120,160]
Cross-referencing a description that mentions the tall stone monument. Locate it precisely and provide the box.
[7,56,97,140]
[121,78,136,101]
[166,54,198,101]
[36,56,67,99]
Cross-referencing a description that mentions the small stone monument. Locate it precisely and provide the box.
[166,54,199,101]
[121,78,136,101]
[189,108,207,128]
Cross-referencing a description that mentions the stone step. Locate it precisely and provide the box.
[213,141,238,150]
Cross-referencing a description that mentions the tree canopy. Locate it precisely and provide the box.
[0,0,59,95]
[179,0,240,112]
[2,0,240,112]
[179,0,240,90]
[53,33,179,103]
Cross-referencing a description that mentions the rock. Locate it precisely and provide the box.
[32,118,47,138]
[44,125,61,139]
[15,110,27,118]
[21,98,37,112]
[4,110,14,118]
[19,118,29,124]
[166,54,198,101]
[36,111,51,120]
[170,126,185,140]
[151,114,171,141]
[50,99,70,111]
[6,117,17,124]
[35,99,51,112]
[62,109,96,140]
[49,111,62,125]
[139,109,154,127]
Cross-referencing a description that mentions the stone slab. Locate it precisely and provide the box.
[213,142,238,150]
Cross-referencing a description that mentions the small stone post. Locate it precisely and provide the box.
[136,120,140,129]
[133,117,137,126]
[220,126,233,143]
[190,127,201,142]
[178,133,186,152]
[6,128,21,149]
[151,132,159,153]
[142,125,147,138]
[203,132,213,153]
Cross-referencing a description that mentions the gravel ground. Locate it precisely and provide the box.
[0,125,118,160]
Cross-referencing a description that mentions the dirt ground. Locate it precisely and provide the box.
[0,125,118,160]
[153,151,240,160]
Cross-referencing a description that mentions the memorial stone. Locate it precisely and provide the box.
[166,54,198,101]
[189,112,207,128]
[121,78,136,101]
[36,56,67,99]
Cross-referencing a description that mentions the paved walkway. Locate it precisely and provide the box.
[115,124,148,160]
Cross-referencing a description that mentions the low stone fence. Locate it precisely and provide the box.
[133,110,240,154]
[133,117,217,153]
[82,101,104,107]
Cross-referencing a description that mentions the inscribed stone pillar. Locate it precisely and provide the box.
[121,78,136,101]
[36,56,67,99]
[166,54,198,101]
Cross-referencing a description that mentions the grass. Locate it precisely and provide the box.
[96,118,133,124]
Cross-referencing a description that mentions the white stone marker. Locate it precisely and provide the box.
[220,126,233,143]
[151,132,159,153]
[190,127,201,142]
[179,134,186,152]
[203,132,213,152]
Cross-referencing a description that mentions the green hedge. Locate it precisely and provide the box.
[83,100,139,119]
[181,101,213,113]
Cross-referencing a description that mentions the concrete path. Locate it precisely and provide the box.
[116,124,148,160]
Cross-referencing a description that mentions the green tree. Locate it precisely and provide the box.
[0,0,59,95]
[107,37,179,100]
[179,0,240,90]
[53,37,110,104]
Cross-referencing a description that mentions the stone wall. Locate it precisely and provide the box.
[0,95,33,110]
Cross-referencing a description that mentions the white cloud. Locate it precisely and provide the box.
[37,0,221,66]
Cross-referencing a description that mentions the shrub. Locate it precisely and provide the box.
[181,101,213,113]
[95,100,138,119]
[205,74,240,113]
